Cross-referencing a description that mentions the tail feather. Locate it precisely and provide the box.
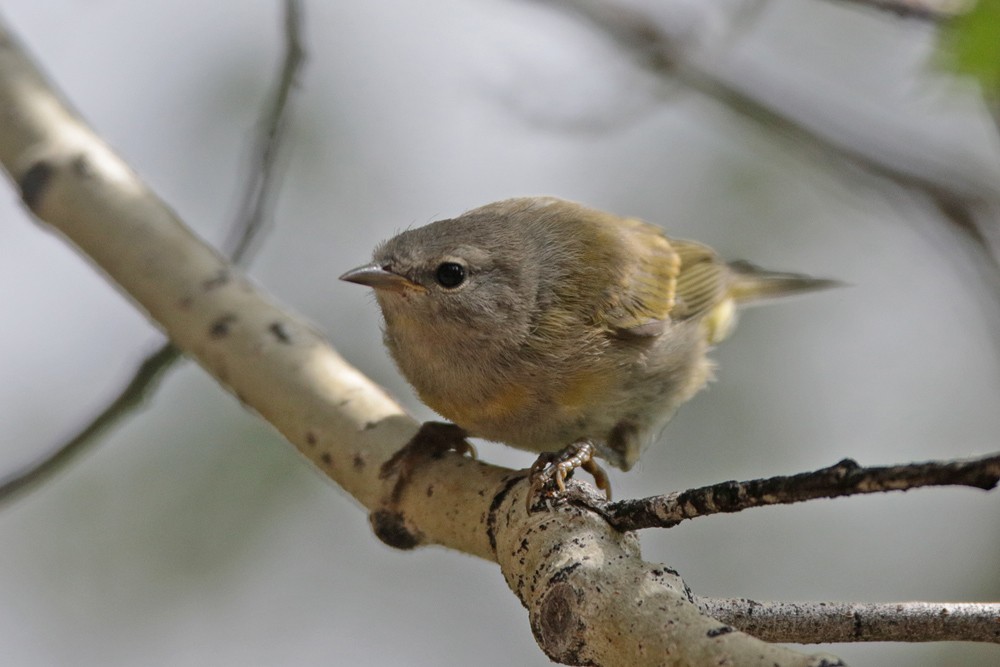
[727,260,843,305]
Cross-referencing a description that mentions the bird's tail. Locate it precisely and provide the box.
[727,260,843,305]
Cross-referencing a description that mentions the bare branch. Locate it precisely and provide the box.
[820,0,971,22]
[699,598,1000,644]
[223,0,304,263]
[602,454,1000,532]
[0,0,305,506]
[0,344,181,504]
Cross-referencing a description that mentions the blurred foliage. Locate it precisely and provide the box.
[944,0,1000,97]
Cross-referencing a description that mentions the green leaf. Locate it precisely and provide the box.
[944,0,1000,95]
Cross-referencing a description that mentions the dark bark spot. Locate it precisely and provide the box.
[70,154,94,177]
[486,475,525,554]
[209,314,237,338]
[269,321,292,343]
[548,562,581,585]
[370,509,422,550]
[706,625,733,638]
[19,161,53,210]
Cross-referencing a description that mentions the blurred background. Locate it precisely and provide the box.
[1,1,998,665]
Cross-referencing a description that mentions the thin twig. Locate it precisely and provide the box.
[820,0,970,22]
[0,0,305,507]
[699,598,1000,644]
[223,0,304,263]
[0,345,182,502]
[601,454,1000,532]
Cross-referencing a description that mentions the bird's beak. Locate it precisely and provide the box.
[339,264,425,293]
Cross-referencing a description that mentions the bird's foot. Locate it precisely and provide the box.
[527,440,611,510]
[380,421,476,503]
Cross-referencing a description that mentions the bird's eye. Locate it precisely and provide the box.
[435,262,466,289]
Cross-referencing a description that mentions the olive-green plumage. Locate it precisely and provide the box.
[342,197,836,470]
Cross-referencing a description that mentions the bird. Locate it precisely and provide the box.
[341,196,837,503]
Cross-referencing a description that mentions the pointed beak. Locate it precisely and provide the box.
[339,263,425,293]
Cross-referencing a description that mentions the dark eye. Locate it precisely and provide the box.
[435,262,466,288]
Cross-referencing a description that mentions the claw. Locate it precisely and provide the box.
[526,440,612,510]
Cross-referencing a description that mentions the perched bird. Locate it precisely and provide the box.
[341,197,836,500]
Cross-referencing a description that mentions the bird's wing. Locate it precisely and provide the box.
[605,223,730,337]
[669,239,730,321]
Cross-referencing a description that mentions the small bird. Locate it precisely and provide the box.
[341,197,836,501]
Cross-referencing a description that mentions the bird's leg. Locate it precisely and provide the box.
[527,440,612,510]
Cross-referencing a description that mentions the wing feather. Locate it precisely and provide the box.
[605,226,731,336]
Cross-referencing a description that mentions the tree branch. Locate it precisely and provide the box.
[602,454,1000,532]
[820,0,969,22]
[699,598,1000,644]
[221,0,304,264]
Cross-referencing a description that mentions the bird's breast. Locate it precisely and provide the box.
[421,381,534,436]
